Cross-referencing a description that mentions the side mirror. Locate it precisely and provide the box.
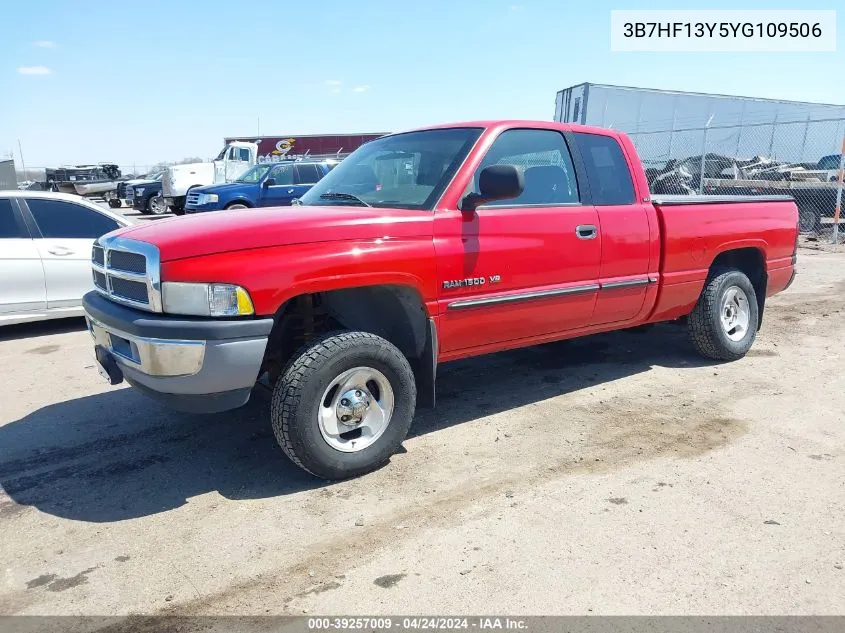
[263,178,276,188]
[460,165,523,213]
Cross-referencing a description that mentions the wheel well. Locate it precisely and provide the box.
[225,200,252,208]
[709,247,767,328]
[261,286,436,407]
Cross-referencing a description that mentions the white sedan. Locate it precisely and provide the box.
[0,191,132,326]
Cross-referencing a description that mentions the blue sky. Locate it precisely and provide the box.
[1,0,842,168]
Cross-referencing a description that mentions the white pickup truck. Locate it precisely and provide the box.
[162,141,259,215]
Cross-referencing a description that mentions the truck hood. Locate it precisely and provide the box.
[190,181,252,195]
[113,205,433,261]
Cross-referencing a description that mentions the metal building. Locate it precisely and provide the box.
[554,83,845,167]
[0,159,16,190]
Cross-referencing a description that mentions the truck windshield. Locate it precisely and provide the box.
[297,127,483,210]
[235,165,272,183]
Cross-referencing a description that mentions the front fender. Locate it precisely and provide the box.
[160,236,439,317]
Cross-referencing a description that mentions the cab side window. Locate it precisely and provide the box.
[471,129,579,206]
[571,133,635,205]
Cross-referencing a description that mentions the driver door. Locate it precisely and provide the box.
[225,146,251,181]
[258,164,297,207]
[434,128,601,355]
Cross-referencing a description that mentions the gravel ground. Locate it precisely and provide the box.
[0,247,843,617]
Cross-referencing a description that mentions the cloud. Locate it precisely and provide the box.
[352,85,371,93]
[509,4,523,10]
[18,66,52,75]
[324,79,342,86]
[34,40,57,48]
[331,88,341,94]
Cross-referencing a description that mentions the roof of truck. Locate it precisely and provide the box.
[396,119,621,137]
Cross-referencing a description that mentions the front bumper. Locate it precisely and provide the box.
[82,291,274,413]
[185,202,222,214]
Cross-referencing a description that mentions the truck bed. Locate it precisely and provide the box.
[648,196,798,322]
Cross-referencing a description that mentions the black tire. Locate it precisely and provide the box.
[147,194,168,215]
[271,331,417,479]
[688,269,759,361]
[108,198,122,209]
[225,202,249,210]
[171,204,185,216]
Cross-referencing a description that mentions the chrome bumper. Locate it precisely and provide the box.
[86,315,206,377]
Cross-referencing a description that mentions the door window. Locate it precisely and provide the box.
[295,164,322,184]
[470,129,580,206]
[26,198,121,238]
[268,164,295,186]
[230,147,250,161]
[572,133,636,205]
[0,199,28,238]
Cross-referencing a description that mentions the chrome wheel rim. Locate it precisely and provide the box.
[228,204,247,210]
[150,195,166,214]
[318,366,394,453]
[720,286,751,342]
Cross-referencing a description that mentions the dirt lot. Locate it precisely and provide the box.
[1,247,843,617]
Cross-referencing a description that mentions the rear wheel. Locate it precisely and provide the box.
[108,198,122,209]
[688,269,759,361]
[270,331,416,479]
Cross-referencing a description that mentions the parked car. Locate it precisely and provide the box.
[131,176,168,215]
[184,160,337,213]
[82,119,798,479]
[114,167,166,208]
[0,191,131,326]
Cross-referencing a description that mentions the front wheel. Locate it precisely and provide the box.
[270,331,417,479]
[688,269,759,361]
[147,194,168,215]
[108,198,122,209]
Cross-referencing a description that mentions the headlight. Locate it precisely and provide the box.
[162,282,254,317]
[198,193,219,204]
[136,188,145,196]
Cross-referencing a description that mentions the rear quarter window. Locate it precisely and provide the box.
[572,133,636,205]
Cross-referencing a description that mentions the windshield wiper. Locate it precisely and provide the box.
[319,192,372,207]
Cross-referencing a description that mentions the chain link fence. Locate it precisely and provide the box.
[628,117,845,239]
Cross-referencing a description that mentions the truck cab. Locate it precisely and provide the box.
[162,141,259,215]
[185,160,337,213]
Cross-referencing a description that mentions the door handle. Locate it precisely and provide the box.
[575,225,597,240]
[48,247,74,256]
[287,188,295,194]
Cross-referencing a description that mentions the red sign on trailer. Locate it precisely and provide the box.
[223,133,386,163]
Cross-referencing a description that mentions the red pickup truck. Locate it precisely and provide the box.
[82,120,799,479]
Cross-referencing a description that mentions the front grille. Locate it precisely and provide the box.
[186,192,201,206]
[108,250,146,274]
[162,170,172,196]
[91,238,160,312]
[126,187,135,202]
[109,277,149,303]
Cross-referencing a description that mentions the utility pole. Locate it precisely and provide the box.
[257,114,261,137]
[17,138,27,181]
